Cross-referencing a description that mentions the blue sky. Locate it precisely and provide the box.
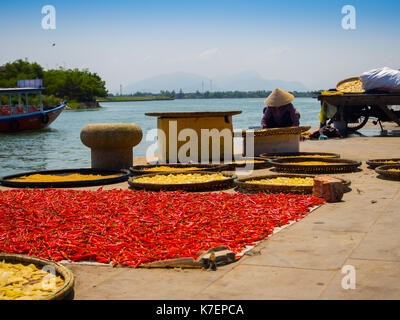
[1,0,399,91]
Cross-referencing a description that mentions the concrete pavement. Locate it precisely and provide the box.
[63,136,400,300]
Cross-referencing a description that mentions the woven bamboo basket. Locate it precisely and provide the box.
[375,165,400,180]
[366,159,400,169]
[0,253,74,300]
[0,168,130,189]
[241,125,311,137]
[234,174,350,194]
[219,157,272,171]
[269,157,362,174]
[129,163,225,176]
[128,171,237,192]
[336,77,365,93]
[259,152,340,160]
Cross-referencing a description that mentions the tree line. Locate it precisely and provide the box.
[113,89,315,100]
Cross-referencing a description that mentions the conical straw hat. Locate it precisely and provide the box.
[264,88,294,107]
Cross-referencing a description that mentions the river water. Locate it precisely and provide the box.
[0,97,322,177]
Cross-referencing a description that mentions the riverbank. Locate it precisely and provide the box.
[96,96,174,102]
[2,135,399,299]
[66,100,101,110]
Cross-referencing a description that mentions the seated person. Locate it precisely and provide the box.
[261,88,300,129]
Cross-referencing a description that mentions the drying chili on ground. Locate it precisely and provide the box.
[0,189,324,267]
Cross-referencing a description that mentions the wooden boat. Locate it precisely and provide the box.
[0,87,66,132]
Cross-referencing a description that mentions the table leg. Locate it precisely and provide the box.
[378,105,400,126]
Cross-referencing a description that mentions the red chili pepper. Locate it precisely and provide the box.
[0,189,324,267]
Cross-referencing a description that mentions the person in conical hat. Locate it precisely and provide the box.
[261,88,300,129]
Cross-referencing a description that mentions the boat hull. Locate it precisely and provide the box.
[0,103,66,132]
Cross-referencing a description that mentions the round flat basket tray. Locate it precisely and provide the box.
[242,125,311,137]
[234,174,350,194]
[128,171,237,192]
[269,157,362,174]
[0,253,74,300]
[259,152,340,160]
[129,163,225,176]
[366,159,400,169]
[0,168,130,189]
[220,157,272,171]
[336,76,365,93]
[375,165,400,180]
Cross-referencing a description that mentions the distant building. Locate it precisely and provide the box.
[17,79,43,88]
[0,66,5,72]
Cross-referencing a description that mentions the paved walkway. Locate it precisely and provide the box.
[62,137,400,300]
[2,136,399,299]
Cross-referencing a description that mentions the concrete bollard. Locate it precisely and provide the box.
[80,123,143,170]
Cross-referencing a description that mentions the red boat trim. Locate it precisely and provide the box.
[0,102,66,123]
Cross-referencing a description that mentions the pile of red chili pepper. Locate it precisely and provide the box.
[0,189,324,267]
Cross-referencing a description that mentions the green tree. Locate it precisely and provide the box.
[176,89,184,99]
[43,68,107,101]
[0,59,107,102]
[0,59,43,88]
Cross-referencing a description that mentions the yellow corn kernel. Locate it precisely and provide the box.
[245,177,314,186]
[143,166,205,172]
[133,173,229,184]
[10,174,119,182]
[288,161,334,166]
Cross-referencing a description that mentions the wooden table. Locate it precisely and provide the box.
[317,93,400,129]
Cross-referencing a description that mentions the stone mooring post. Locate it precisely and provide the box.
[80,123,143,170]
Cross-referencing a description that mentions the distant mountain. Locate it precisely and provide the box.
[122,72,211,94]
[122,71,308,94]
[213,71,309,92]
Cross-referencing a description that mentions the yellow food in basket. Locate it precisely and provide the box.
[245,177,314,186]
[288,161,334,166]
[379,160,400,164]
[227,160,265,164]
[133,173,229,184]
[143,166,205,172]
[10,173,120,182]
[388,169,400,172]
[337,80,364,93]
[275,155,335,158]
[0,261,64,300]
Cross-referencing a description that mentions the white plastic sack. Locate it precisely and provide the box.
[360,67,400,92]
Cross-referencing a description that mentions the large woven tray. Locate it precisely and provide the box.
[0,168,130,189]
[366,158,400,169]
[269,157,362,174]
[241,126,311,137]
[129,163,225,176]
[259,152,340,160]
[234,174,351,194]
[128,171,236,192]
[375,165,400,180]
[336,76,365,93]
[220,157,272,170]
[0,253,74,300]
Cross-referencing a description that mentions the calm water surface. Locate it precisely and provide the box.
[0,98,322,176]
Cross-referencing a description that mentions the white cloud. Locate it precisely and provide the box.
[195,48,221,60]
